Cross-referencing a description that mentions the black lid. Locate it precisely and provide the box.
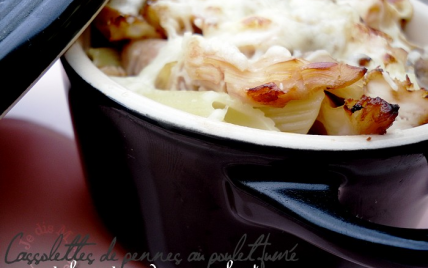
[0,0,108,118]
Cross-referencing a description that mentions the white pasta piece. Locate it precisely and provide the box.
[316,97,353,135]
[88,48,126,76]
[259,90,325,134]
[88,48,122,69]
[143,90,279,131]
[143,90,219,118]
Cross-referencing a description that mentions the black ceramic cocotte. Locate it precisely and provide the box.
[61,1,428,267]
[3,0,428,267]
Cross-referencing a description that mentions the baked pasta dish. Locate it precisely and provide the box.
[88,0,428,135]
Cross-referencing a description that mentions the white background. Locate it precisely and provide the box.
[5,61,74,138]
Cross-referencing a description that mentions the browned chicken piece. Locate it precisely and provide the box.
[142,0,206,37]
[94,5,161,41]
[141,1,166,37]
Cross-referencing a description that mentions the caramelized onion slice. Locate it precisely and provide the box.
[302,62,367,90]
[246,62,366,108]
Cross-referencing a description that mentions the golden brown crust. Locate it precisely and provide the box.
[247,82,285,107]
[344,95,399,135]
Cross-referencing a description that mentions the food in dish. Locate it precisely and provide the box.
[88,0,428,135]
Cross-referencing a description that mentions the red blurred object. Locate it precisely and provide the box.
[0,118,145,268]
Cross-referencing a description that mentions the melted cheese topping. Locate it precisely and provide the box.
[108,0,144,16]
[104,0,426,133]
[143,0,412,72]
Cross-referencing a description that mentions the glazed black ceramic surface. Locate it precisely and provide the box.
[63,57,428,268]
[61,1,428,266]
[0,0,107,117]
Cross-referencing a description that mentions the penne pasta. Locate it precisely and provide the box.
[259,90,325,134]
[88,0,428,135]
